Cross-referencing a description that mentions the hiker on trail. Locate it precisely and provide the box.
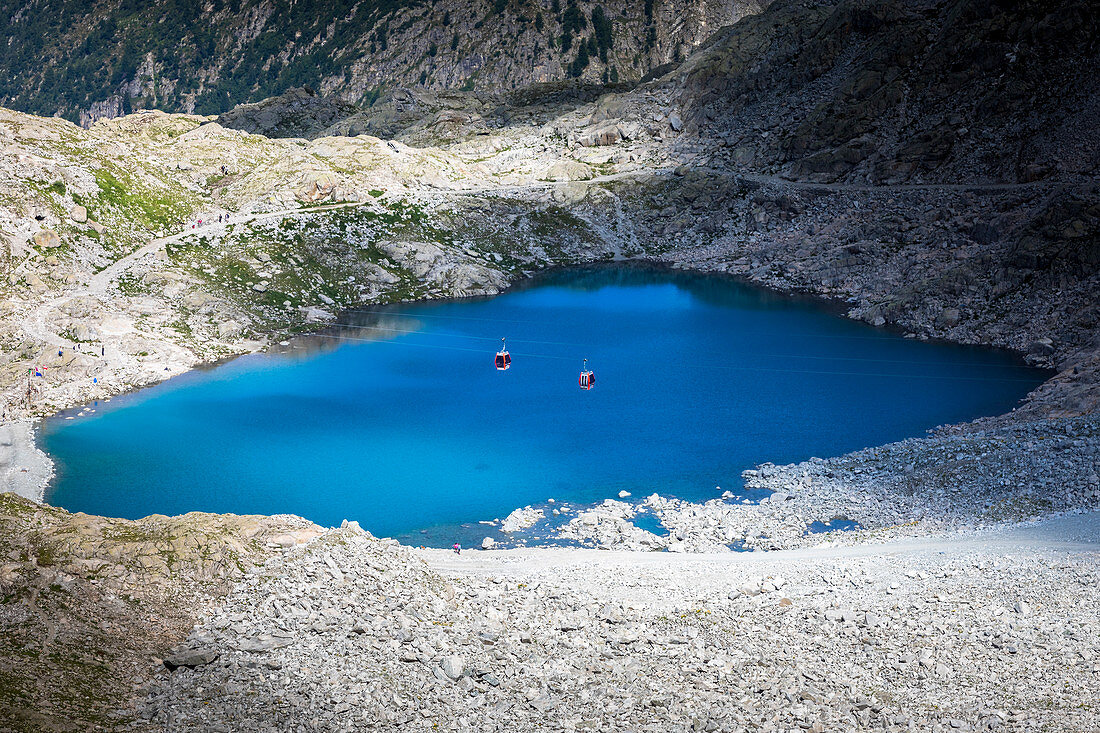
[453,543,461,555]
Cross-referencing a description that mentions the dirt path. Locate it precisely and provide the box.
[418,511,1100,578]
[463,165,1077,198]
[19,201,367,349]
[19,167,1074,351]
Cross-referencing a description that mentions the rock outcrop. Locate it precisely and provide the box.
[0,492,320,731]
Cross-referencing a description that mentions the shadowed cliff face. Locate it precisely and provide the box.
[646,0,1100,185]
[0,0,766,126]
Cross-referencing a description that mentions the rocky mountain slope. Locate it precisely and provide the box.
[1,0,1097,427]
[0,0,766,125]
[0,0,1098,728]
[661,0,1100,185]
[0,492,319,730]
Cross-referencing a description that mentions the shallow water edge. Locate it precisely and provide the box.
[32,264,1051,548]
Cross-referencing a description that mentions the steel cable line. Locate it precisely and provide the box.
[343,310,1041,368]
[319,322,1040,372]
[346,307,944,342]
[305,332,577,361]
[330,321,585,347]
[302,331,1045,383]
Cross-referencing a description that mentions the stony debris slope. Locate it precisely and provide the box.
[466,414,1100,555]
[643,0,1100,185]
[135,518,1100,732]
[0,492,320,732]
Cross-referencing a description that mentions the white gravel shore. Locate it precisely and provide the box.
[0,420,53,502]
[134,511,1099,732]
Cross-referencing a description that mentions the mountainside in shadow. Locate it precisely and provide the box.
[0,0,764,126]
[658,0,1100,185]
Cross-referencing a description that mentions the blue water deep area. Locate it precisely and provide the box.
[41,266,1049,546]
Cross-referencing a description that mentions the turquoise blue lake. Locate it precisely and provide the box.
[41,267,1048,546]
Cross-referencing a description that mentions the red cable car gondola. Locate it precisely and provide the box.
[579,358,594,390]
[495,337,511,371]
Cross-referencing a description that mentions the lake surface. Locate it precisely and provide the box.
[42,266,1049,545]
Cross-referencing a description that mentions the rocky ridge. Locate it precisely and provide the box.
[1,0,767,125]
[0,492,320,730]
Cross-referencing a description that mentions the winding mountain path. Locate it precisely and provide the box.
[19,201,367,349]
[21,165,1075,350]
[464,166,1079,198]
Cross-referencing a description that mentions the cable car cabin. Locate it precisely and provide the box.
[578,358,595,390]
[495,337,511,371]
[578,357,594,389]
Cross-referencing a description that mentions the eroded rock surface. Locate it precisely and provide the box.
[0,493,319,731]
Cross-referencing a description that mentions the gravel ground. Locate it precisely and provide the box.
[132,513,1100,732]
[0,421,53,502]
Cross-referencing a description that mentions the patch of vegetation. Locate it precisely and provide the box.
[114,272,149,296]
[90,162,197,240]
[0,494,42,517]
[0,0,429,118]
[32,542,61,567]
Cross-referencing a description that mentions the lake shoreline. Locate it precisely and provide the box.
[4,260,1092,544]
[28,265,1062,544]
[0,420,53,503]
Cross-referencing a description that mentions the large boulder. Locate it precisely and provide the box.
[218,320,243,339]
[183,291,216,309]
[33,230,62,249]
[295,173,337,203]
[73,323,99,342]
[69,205,88,223]
[574,123,624,147]
[163,648,219,670]
[937,308,961,327]
[543,160,593,182]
